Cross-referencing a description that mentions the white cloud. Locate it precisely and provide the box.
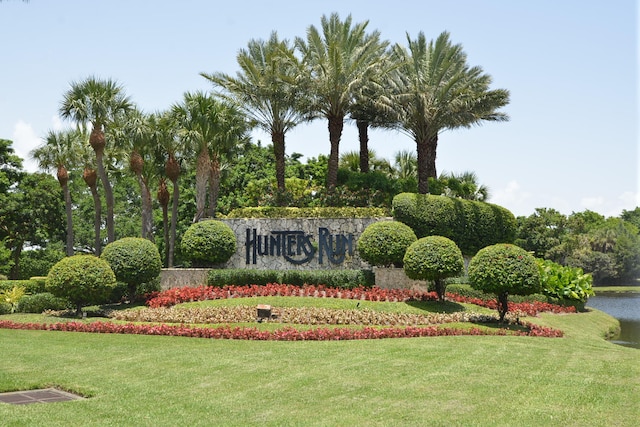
[580,196,606,211]
[12,120,41,173]
[491,180,532,216]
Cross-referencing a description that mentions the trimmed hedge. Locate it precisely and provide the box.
[17,293,70,313]
[181,220,237,266]
[226,207,388,219]
[45,255,117,315]
[207,269,375,289]
[392,193,516,255]
[358,221,417,267]
[0,279,46,294]
[101,237,162,299]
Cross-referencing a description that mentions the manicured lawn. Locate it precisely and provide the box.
[0,303,638,426]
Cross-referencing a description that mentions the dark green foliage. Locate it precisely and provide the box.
[0,302,11,315]
[392,193,516,255]
[17,293,70,313]
[45,255,117,315]
[181,220,237,266]
[403,236,464,301]
[101,237,162,300]
[358,221,417,267]
[18,246,65,279]
[468,244,541,321]
[207,269,375,289]
[226,206,388,219]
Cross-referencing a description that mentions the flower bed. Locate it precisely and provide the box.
[0,319,563,340]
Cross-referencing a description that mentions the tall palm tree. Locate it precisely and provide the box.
[111,108,156,241]
[77,140,103,255]
[59,76,133,243]
[388,31,510,193]
[295,13,387,188]
[202,32,309,198]
[30,129,82,256]
[172,91,247,222]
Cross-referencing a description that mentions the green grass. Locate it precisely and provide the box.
[0,302,638,426]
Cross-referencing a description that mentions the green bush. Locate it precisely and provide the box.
[101,237,162,300]
[0,279,46,294]
[537,258,594,306]
[0,285,27,313]
[392,193,516,255]
[181,220,237,266]
[468,244,541,321]
[207,269,375,289]
[18,246,65,279]
[358,221,417,267]
[0,302,11,315]
[46,255,117,316]
[403,236,464,301]
[17,292,70,313]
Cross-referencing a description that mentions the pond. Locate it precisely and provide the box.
[586,291,640,349]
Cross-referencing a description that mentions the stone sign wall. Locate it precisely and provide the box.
[220,217,391,270]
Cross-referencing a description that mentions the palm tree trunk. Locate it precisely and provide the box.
[94,149,115,243]
[207,155,221,218]
[194,147,210,223]
[62,183,74,256]
[139,175,154,242]
[416,133,438,194]
[83,168,102,255]
[356,119,370,173]
[169,178,179,267]
[272,129,286,197]
[327,114,344,189]
[157,179,170,266]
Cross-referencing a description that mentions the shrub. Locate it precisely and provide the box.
[18,246,65,279]
[46,255,117,316]
[357,221,417,267]
[181,220,237,266]
[17,292,70,313]
[0,279,46,294]
[403,236,464,301]
[207,269,375,289]
[537,258,594,307]
[0,285,26,313]
[392,193,516,255]
[468,244,541,321]
[101,237,162,301]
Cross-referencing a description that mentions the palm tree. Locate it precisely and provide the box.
[76,140,104,255]
[440,170,490,201]
[393,149,417,180]
[59,76,133,243]
[295,13,387,188]
[111,109,156,241]
[388,32,510,193]
[30,129,82,256]
[172,91,247,221]
[202,32,309,199]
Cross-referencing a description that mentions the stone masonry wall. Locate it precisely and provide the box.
[220,217,392,270]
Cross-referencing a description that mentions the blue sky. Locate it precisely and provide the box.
[1,0,637,218]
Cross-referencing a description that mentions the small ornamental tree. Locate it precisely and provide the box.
[101,237,162,301]
[468,244,541,321]
[45,255,117,316]
[181,220,237,266]
[403,236,464,302]
[358,221,417,267]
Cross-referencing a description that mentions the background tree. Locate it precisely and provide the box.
[31,129,82,256]
[59,76,133,243]
[388,31,509,193]
[295,13,387,189]
[203,32,309,200]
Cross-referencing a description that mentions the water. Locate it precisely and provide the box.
[586,291,640,349]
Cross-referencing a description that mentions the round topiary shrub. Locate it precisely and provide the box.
[181,220,237,266]
[46,255,117,316]
[358,221,417,267]
[468,243,541,321]
[403,236,464,301]
[101,237,162,301]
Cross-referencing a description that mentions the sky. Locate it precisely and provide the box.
[0,0,638,218]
